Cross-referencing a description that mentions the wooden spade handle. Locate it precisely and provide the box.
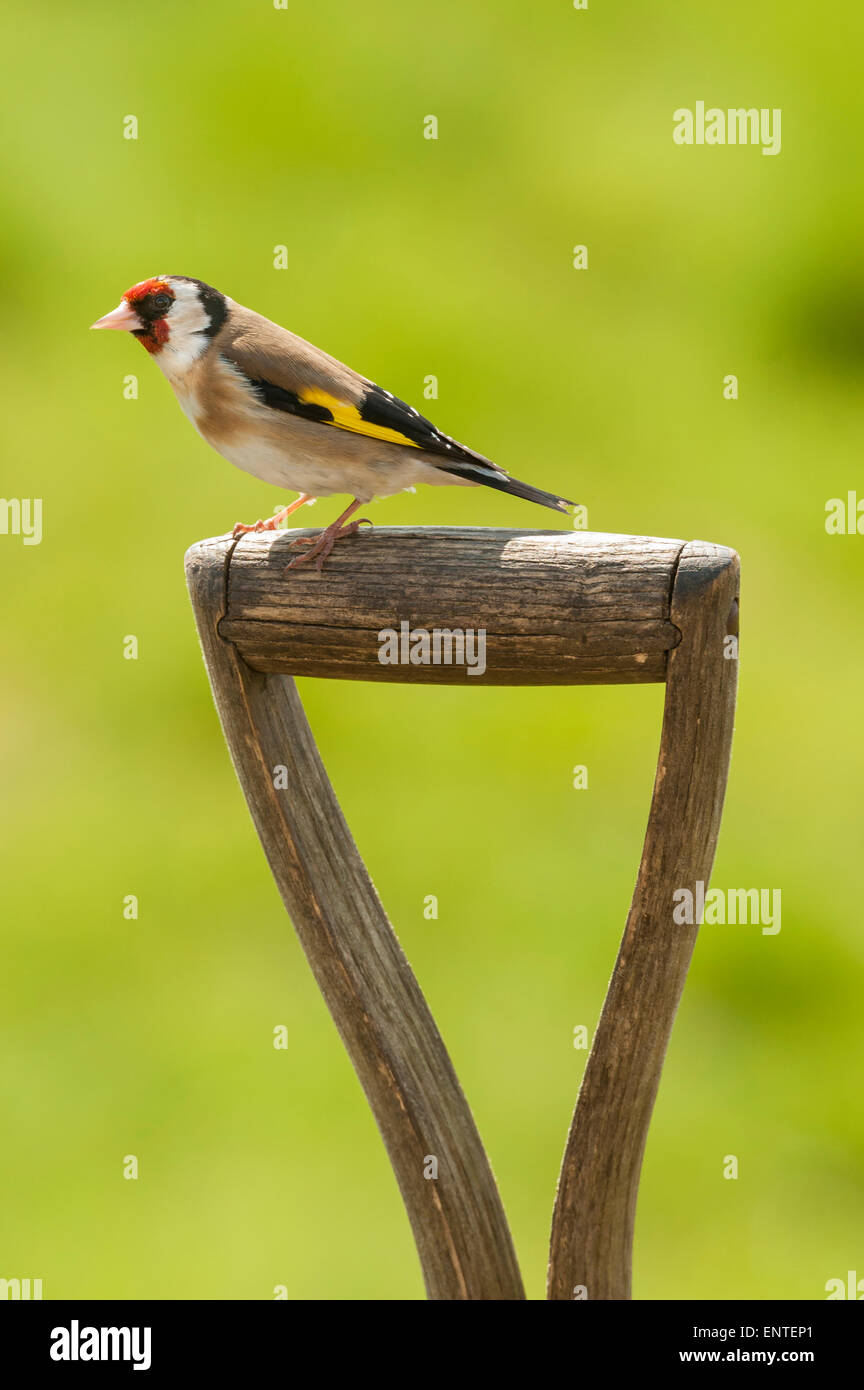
[185,526,739,1301]
[216,527,684,684]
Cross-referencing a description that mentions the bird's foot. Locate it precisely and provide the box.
[232,516,277,538]
[232,495,315,539]
[284,518,372,573]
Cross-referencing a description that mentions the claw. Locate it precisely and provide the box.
[283,507,372,574]
[232,494,315,541]
[232,517,269,538]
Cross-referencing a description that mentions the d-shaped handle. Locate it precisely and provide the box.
[186,526,739,1300]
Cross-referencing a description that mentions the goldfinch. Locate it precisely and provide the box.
[92,275,575,569]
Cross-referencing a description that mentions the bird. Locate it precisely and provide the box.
[92,275,575,570]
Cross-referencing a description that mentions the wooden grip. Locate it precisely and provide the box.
[184,525,740,1299]
[189,527,694,686]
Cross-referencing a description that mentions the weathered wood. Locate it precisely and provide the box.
[218,528,685,685]
[185,535,525,1301]
[185,525,739,1301]
[546,541,740,1300]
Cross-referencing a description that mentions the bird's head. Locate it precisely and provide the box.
[90,275,228,356]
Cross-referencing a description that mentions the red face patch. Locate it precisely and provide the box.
[122,277,174,354]
[137,318,171,354]
[124,277,171,304]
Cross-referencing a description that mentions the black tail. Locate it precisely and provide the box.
[439,456,575,515]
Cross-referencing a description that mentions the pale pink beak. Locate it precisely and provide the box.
[90,300,141,331]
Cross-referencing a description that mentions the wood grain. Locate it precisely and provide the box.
[185,526,739,1301]
[546,540,740,1300]
[218,527,685,684]
[186,535,525,1301]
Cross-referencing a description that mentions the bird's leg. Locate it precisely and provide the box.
[232,494,314,539]
[284,498,373,573]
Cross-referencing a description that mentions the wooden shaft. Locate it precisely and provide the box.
[186,536,525,1301]
[217,527,685,685]
[186,525,739,1301]
[547,540,740,1300]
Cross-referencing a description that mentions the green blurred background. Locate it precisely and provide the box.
[1,0,861,1300]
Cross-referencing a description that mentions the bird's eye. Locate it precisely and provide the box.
[153,293,172,313]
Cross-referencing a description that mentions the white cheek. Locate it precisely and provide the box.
[158,299,212,374]
[171,298,209,335]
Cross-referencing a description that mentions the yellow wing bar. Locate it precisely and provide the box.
[300,388,421,450]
